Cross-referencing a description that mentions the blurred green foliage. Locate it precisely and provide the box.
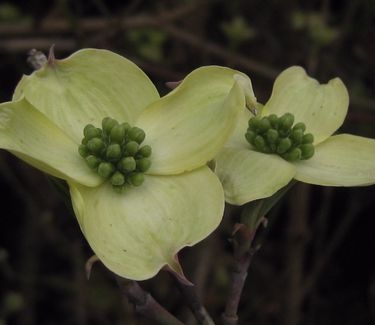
[126,29,167,62]
[0,3,22,22]
[221,16,255,50]
[291,11,339,46]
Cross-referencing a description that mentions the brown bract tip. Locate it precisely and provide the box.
[165,80,183,90]
[85,255,100,280]
[47,44,57,66]
[163,254,193,286]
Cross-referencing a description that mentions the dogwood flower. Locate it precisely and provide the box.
[0,49,245,280]
[215,66,375,205]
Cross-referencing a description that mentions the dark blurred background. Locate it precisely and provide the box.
[0,0,375,324]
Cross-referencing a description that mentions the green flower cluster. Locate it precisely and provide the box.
[245,113,315,161]
[78,117,152,190]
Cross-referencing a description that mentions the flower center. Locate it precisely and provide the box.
[245,113,315,161]
[78,117,152,191]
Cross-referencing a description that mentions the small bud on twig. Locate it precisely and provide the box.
[27,49,47,70]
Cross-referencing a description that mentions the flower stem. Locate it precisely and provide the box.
[173,278,215,325]
[222,181,296,324]
[116,277,184,325]
[221,223,259,325]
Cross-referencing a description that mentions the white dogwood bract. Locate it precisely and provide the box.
[0,49,247,280]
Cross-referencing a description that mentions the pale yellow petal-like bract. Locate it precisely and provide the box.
[138,66,247,175]
[14,49,160,143]
[69,166,224,280]
[215,147,296,205]
[263,66,349,144]
[0,98,101,186]
[295,134,375,186]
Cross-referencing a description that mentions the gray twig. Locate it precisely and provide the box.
[116,277,184,325]
[173,278,215,325]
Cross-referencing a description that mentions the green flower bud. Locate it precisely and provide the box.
[248,116,261,130]
[138,145,152,157]
[106,143,122,161]
[98,162,115,178]
[86,155,101,169]
[137,158,151,172]
[302,133,314,144]
[261,144,272,154]
[277,138,292,154]
[269,143,277,152]
[245,113,315,162]
[84,124,101,140]
[87,138,105,154]
[80,118,152,191]
[110,124,126,143]
[128,127,146,144]
[245,130,256,144]
[111,171,125,186]
[78,144,89,158]
[118,157,136,172]
[258,117,271,133]
[268,114,279,128]
[300,144,315,159]
[130,173,145,186]
[112,185,125,193]
[121,122,131,132]
[124,141,139,156]
[266,129,279,144]
[280,113,294,130]
[293,122,306,132]
[278,129,290,138]
[254,135,266,151]
[283,147,302,161]
[102,117,118,135]
[291,129,303,144]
